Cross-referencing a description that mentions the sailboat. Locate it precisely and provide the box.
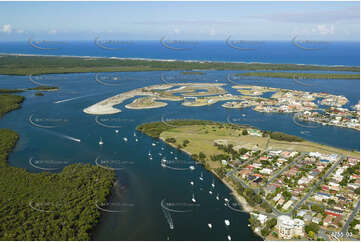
[98,137,104,145]
[191,193,196,203]
[199,172,204,181]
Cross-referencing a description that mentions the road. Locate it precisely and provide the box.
[341,199,360,234]
[263,153,305,187]
[292,155,344,213]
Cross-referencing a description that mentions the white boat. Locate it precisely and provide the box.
[225,219,230,226]
[152,143,156,146]
[209,191,213,195]
[148,151,151,156]
[199,172,204,181]
[242,114,246,117]
[170,151,173,154]
[190,181,194,186]
[149,157,153,160]
[161,147,164,150]
[216,195,219,200]
[161,163,166,168]
[161,158,167,162]
[189,165,195,170]
[123,137,128,142]
[227,235,231,241]
[191,193,196,203]
[115,130,119,133]
[133,132,136,137]
[98,137,104,145]
[208,223,212,229]
[135,138,138,142]
[174,157,178,160]
[211,179,215,188]
[224,198,229,202]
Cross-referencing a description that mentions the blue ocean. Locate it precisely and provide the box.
[0,40,359,66]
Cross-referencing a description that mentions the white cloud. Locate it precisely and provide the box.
[312,24,334,35]
[1,24,12,33]
[173,28,180,34]
[209,27,216,36]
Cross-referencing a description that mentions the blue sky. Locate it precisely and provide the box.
[0,1,359,41]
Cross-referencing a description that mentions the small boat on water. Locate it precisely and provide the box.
[135,138,138,142]
[209,191,213,195]
[115,130,119,133]
[148,151,151,156]
[225,219,230,226]
[98,137,104,145]
[199,172,204,181]
[170,151,173,154]
[191,193,196,203]
[174,157,178,160]
[242,114,246,117]
[189,165,195,170]
[149,157,153,160]
[224,198,229,202]
[123,137,128,142]
[161,147,164,150]
[133,132,136,137]
[152,143,156,146]
[211,179,215,188]
[161,158,167,162]
[161,163,166,168]
[208,223,212,229]
[190,181,194,186]
[227,235,231,241]
[216,195,219,200]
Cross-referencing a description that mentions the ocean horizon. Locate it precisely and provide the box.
[0,40,359,67]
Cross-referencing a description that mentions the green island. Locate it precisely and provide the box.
[0,54,359,75]
[0,94,115,240]
[236,72,360,79]
[0,86,59,93]
[137,120,360,240]
[181,71,205,75]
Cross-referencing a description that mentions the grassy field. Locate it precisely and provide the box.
[236,72,360,79]
[0,54,359,75]
[138,121,359,161]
